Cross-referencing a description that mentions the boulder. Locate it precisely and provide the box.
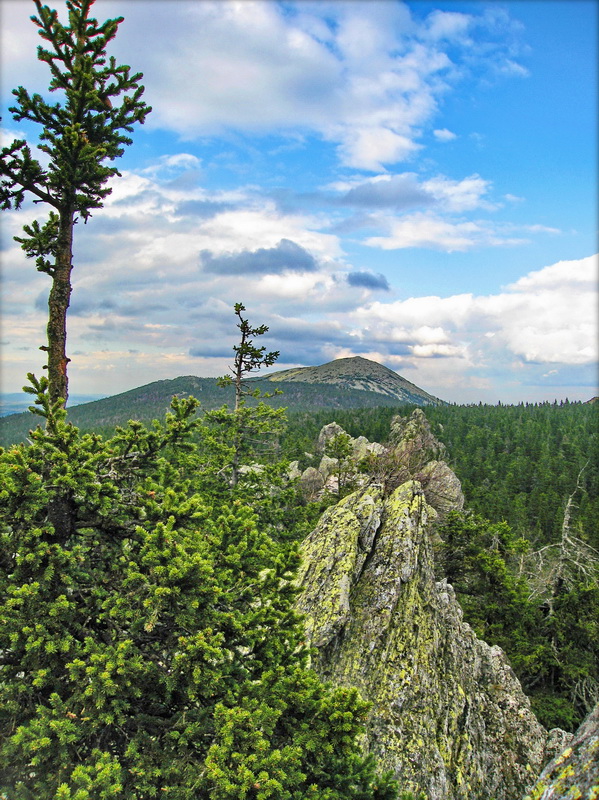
[318,454,339,481]
[419,459,465,519]
[317,421,345,452]
[298,466,325,501]
[287,460,302,481]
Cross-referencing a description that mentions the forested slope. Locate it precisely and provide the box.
[283,401,598,549]
[282,401,599,731]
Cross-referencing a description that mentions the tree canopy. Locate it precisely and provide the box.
[0,378,398,799]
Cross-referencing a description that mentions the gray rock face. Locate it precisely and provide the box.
[390,408,446,469]
[317,421,346,452]
[418,459,465,520]
[296,412,562,800]
[523,704,599,800]
[298,466,325,500]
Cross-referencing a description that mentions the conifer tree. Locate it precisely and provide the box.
[207,303,285,487]
[228,302,280,413]
[0,378,398,800]
[0,0,151,407]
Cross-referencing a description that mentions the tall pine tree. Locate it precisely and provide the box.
[0,0,150,407]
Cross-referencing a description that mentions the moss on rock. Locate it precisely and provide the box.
[296,471,557,800]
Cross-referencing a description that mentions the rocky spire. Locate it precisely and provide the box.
[295,410,570,800]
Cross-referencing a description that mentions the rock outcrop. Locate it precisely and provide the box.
[523,703,599,800]
[297,421,386,500]
[296,411,566,800]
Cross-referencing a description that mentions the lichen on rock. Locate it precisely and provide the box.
[295,412,563,800]
[296,485,384,646]
[523,704,599,800]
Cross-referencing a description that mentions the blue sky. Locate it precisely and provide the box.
[1,0,597,404]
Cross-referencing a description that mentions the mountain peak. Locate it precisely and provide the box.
[262,356,442,406]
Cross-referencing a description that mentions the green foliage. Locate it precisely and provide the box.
[527,580,599,730]
[0,378,398,799]
[437,511,539,664]
[436,510,599,731]
[1,0,151,219]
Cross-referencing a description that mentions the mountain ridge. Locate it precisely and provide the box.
[0,357,442,446]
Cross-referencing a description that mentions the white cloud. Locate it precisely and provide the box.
[335,128,422,173]
[507,255,596,291]
[364,212,485,251]
[141,153,202,177]
[361,203,542,250]
[422,10,473,43]
[421,174,493,212]
[0,0,527,172]
[349,254,598,369]
[433,128,457,142]
[525,224,560,234]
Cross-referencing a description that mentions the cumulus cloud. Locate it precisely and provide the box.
[486,255,598,365]
[349,255,598,370]
[0,0,523,172]
[507,255,596,291]
[200,238,318,275]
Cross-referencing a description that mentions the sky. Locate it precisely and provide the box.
[1,0,597,405]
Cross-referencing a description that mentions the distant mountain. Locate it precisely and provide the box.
[0,358,443,446]
[0,392,105,418]
[260,356,442,406]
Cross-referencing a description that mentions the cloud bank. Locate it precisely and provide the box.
[2,153,595,403]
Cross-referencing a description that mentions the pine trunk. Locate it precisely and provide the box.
[46,208,76,538]
[46,208,74,407]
